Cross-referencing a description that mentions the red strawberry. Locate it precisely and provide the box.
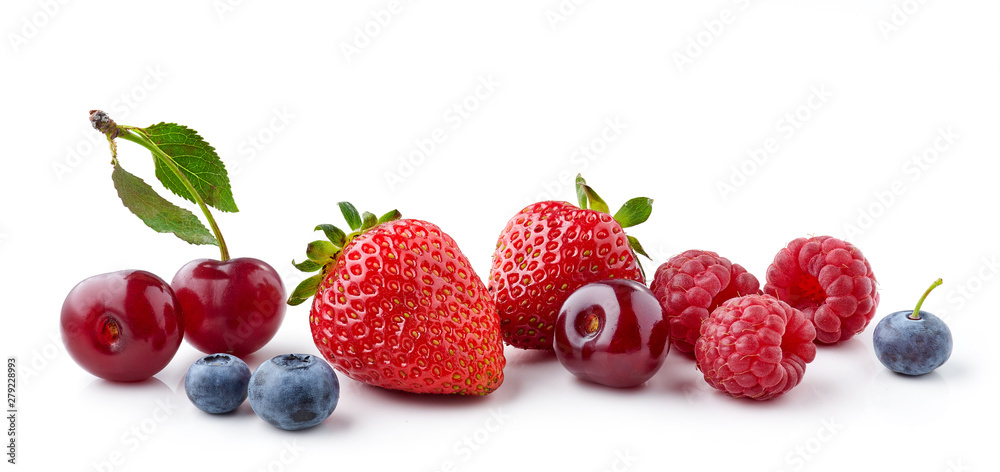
[287,203,505,395]
[488,175,653,350]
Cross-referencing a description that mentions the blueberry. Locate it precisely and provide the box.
[872,279,953,376]
[184,353,252,414]
[248,354,339,431]
[873,310,952,375]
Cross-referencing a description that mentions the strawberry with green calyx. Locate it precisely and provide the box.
[289,202,505,395]
[489,174,653,350]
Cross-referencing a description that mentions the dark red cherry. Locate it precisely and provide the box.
[172,257,285,357]
[554,279,669,388]
[60,270,183,382]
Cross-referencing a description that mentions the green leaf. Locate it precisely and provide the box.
[315,224,347,247]
[287,273,324,306]
[627,235,651,260]
[142,123,239,213]
[613,197,653,228]
[111,163,218,246]
[292,259,322,273]
[338,202,362,231]
[575,174,609,213]
[628,235,650,283]
[306,240,338,263]
[378,209,402,224]
[583,187,609,213]
[360,211,378,231]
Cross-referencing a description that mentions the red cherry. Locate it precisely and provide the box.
[60,270,184,382]
[172,257,286,357]
[554,279,670,388]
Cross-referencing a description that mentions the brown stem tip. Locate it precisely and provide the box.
[89,109,120,139]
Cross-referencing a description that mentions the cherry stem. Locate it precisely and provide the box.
[910,278,943,320]
[116,127,230,261]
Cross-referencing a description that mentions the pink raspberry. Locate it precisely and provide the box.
[763,236,879,344]
[695,294,817,401]
[649,250,761,355]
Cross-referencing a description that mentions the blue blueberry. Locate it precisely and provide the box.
[184,353,252,414]
[248,354,339,430]
[873,310,953,375]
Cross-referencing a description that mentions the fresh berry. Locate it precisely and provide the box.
[488,175,652,350]
[172,257,286,357]
[184,353,251,414]
[695,294,817,400]
[873,278,953,375]
[763,236,879,344]
[650,250,761,355]
[248,354,340,430]
[554,280,669,388]
[60,270,184,382]
[288,203,505,395]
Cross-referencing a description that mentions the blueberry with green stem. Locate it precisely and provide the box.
[873,278,953,375]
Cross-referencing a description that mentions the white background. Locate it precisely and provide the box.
[2,1,998,471]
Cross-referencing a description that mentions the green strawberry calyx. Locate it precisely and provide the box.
[574,174,653,264]
[286,202,401,306]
